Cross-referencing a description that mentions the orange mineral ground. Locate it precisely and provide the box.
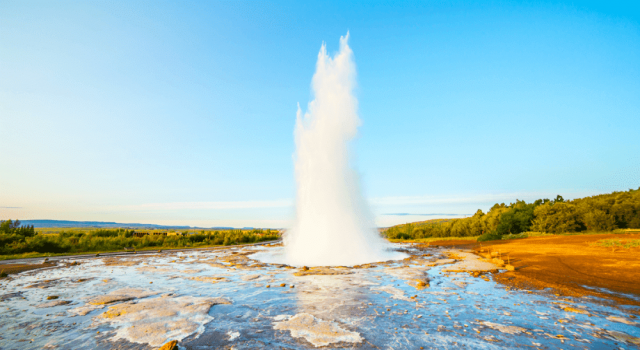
[428,233,640,309]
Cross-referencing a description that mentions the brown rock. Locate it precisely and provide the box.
[37,300,72,308]
[158,340,178,350]
[88,288,157,305]
[411,279,429,289]
[293,267,353,276]
[46,295,59,300]
[186,276,228,284]
[563,307,590,315]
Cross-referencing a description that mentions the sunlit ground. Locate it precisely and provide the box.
[0,243,638,349]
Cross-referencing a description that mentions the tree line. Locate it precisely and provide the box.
[0,223,280,256]
[0,219,35,237]
[384,187,640,241]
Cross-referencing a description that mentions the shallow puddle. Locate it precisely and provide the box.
[0,244,639,349]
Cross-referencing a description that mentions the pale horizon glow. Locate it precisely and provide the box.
[0,188,631,228]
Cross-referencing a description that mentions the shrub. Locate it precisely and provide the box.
[501,232,528,240]
[477,231,502,242]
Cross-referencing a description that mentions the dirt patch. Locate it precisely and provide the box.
[0,291,23,301]
[478,321,527,334]
[593,329,640,345]
[25,278,65,289]
[186,276,229,284]
[606,315,637,325]
[383,266,430,289]
[371,285,413,301]
[443,233,640,307]
[419,241,480,249]
[37,300,72,308]
[88,288,158,305]
[208,252,271,271]
[102,257,142,267]
[441,250,499,273]
[0,262,56,276]
[135,266,176,274]
[219,252,252,264]
[240,274,261,281]
[68,288,160,316]
[293,267,354,276]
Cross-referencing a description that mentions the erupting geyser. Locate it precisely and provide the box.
[280,33,405,266]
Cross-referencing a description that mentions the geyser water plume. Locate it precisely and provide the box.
[281,33,405,266]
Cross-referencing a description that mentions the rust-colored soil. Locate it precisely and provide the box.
[426,234,640,309]
[0,262,56,276]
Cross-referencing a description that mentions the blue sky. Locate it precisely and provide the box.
[1,1,639,228]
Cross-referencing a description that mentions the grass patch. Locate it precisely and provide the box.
[500,233,528,240]
[554,229,629,236]
[591,239,640,249]
[34,227,211,235]
[501,231,556,240]
[388,236,479,243]
[389,230,635,244]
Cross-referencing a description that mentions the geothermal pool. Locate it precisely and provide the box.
[1,244,639,349]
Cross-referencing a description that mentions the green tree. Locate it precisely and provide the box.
[532,202,582,233]
[495,200,537,235]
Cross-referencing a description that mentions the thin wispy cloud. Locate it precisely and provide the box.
[370,191,593,207]
[103,191,595,213]
[110,200,293,211]
[106,193,538,213]
[382,213,471,216]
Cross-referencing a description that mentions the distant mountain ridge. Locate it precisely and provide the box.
[20,220,237,230]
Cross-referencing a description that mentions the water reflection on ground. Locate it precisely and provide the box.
[0,244,638,349]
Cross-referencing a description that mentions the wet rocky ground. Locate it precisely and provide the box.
[0,244,638,349]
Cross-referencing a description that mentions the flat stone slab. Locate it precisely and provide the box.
[441,250,499,272]
[273,313,362,347]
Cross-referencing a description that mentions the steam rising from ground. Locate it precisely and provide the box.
[276,33,405,266]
